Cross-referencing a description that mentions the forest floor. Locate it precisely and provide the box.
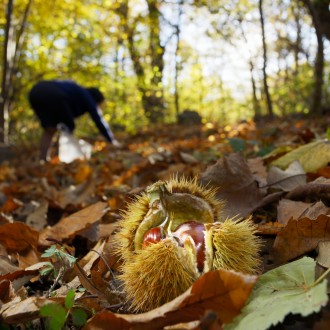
[1,114,330,329]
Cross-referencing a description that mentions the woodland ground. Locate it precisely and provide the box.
[1,114,330,329]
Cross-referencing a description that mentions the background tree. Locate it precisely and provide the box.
[0,0,329,143]
[1,0,32,143]
[302,0,326,115]
[115,0,165,124]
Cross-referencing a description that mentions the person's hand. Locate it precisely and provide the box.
[112,139,122,148]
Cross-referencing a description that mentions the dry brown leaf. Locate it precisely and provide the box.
[0,256,20,275]
[84,269,256,330]
[17,247,42,269]
[0,197,23,213]
[0,280,16,304]
[277,199,310,225]
[25,200,48,231]
[38,201,108,247]
[247,157,268,188]
[298,201,330,220]
[273,214,330,264]
[317,241,330,268]
[74,164,93,183]
[201,153,266,218]
[256,222,284,235]
[42,176,96,209]
[98,223,117,240]
[0,223,39,253]
[0,296,64,324]
[0,269,39,292]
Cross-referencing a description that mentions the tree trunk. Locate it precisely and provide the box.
[0,0,32,143]
[302,0,324,115]
[238,17,261,119]
[174,0,183,120]
[145,0,165,123]
[117,0,165,124]
[313,0,330,40]
[259,0,273,117]
[292,1,302,76]
[0,0,15,144]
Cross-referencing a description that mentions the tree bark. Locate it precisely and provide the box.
[302,0,324,115]
[117,0,165,124]
[174,0,183,120]
[259,0,273,117]
[0,0,15,144]
[0,0,32,143]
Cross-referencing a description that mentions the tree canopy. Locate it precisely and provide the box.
[0,0,329,143]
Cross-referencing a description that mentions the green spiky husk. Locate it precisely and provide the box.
[113,176,223,262]
[118,238,197,312]
[113,193,150,262]
[211,218,261,274]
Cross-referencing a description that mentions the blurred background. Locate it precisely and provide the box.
[0,0,329,143]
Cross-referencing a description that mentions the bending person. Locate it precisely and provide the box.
[29,79,120,161]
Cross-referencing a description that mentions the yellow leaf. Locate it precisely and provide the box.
[271,140,330,173]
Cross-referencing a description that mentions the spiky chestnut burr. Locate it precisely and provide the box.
[113,177,261,312]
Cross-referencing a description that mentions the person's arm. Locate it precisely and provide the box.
[80,89,117,143]
[90,106,117,143]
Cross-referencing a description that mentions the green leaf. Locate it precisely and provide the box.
[65,289,76,310]
[41,245,57,258]
[57,249,77,267]
[71,308,88,326]
[225,257,328,330]
[39,262,54,276]
[40,303,67,330]
[227,137,246,152]
[271,140,330,173]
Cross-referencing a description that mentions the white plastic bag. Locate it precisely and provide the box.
[57,124,92,163]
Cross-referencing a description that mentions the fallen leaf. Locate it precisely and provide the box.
[225,257,328,330]
[0,269,39,291]
[267,160,306,192]
[247,157,268,188]
[0,280,16,303]
[0,223,39,253]
[201,153,266,218]
[271,140,330,173]
[38,202,108,247]
[0,197,23,213]
[277,199,310,225]
[273,215,330,264]
[74,164,93,183]
[84,269,257,330]
[42,176,96,209]
[256,222,284,235]
[317,241,330,268]
[0,256,20,275]
[0,296,64,324]
[25,200,48,231]
[298,201,330,220]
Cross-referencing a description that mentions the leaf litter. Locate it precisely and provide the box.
[0,117,330,329]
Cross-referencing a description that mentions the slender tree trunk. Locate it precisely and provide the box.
[145,0,165,123]
[0,0,15,144]
[174,0,183,120]
[117,0,165,124]
[0,0,32,143]
[238,17,261,119]
[292,1,302,76]
[302,0,324,115]
[249,61,261,119]
[259,0,273,117]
